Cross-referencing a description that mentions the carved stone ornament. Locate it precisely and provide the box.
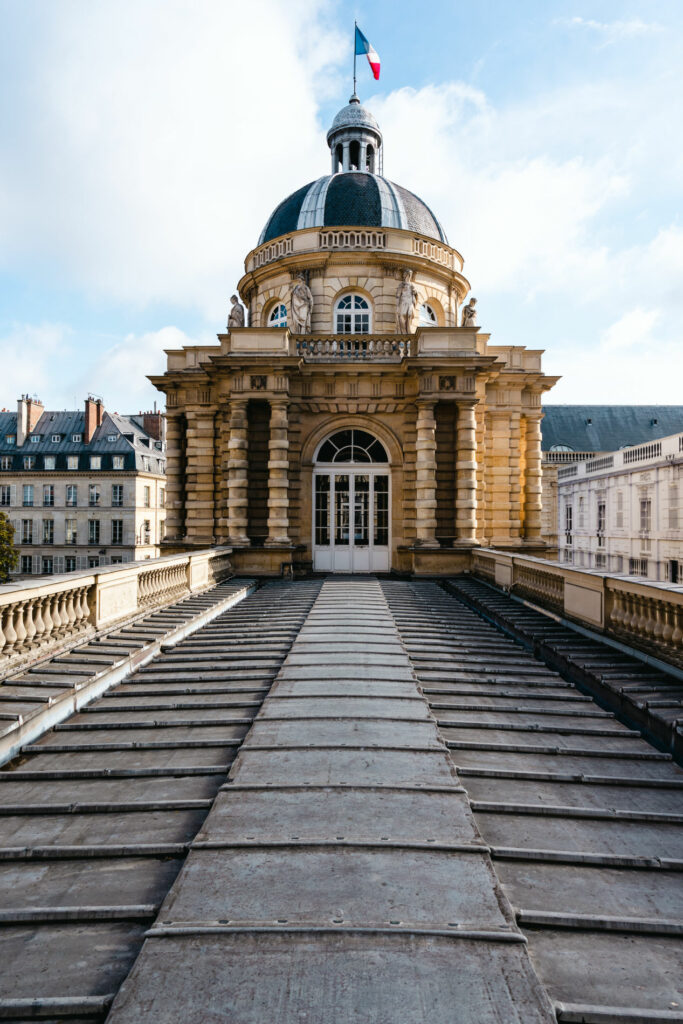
[291,273,314,333]
[461,297,477,328]
[439,376,456,392]
[396,269,418,333]
[250,375,267,391]
[228,294,245,330]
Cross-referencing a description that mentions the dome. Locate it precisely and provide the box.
[258,172,448,246]
[327,95,380,139]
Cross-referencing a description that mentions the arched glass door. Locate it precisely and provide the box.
[313,429,390,572]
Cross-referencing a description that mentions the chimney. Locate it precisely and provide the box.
[84,396,104,444]
[142,410,164,441]
[17,394,44,446]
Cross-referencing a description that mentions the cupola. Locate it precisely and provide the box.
[326,93,383,174]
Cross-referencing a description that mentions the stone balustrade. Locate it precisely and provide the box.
[295,336,411,360]
[0,548,233,672]
[472,548,683,668]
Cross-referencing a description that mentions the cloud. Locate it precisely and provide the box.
[560,17,663,44]
[0,323,72,407]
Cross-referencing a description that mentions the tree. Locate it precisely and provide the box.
[0,511,18,583]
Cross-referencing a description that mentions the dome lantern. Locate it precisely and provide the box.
[326,93,383,175]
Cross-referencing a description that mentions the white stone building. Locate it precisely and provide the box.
[0,396,166,576]
[556,430,683,582]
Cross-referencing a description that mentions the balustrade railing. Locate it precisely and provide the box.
[0,547,232,672]
[472,548,683,668]
[295,336,411,360]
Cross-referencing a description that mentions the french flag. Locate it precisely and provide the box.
[355,25,380,81]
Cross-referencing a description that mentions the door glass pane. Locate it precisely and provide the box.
[334,475,350,545]
[354,475,369,546]
[315,475,330,545]
[374,475,389,546]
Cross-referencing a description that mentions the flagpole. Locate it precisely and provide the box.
[353,20,357,95]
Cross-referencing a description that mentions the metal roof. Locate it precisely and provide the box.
[541,405,683,453]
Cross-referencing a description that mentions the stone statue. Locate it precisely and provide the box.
[396,270,418,333]
[291,273,314,333]
[461,297,478,328]
[227,294,245,330]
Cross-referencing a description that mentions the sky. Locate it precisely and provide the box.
[1,0,682,413]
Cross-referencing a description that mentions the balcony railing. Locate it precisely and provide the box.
[472,549,683,669]
[295,335,412,361]
[0,547,233,672]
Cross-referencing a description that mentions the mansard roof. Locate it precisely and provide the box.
[541,405,683,453]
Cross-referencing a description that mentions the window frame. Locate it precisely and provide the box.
[334,293,372,334]
[267,302,288,328]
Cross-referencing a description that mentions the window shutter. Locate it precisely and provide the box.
[54,556,64,574]
[33,554,41,574]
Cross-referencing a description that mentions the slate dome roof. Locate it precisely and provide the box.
[327,98,380,137]
[258,172,448,246]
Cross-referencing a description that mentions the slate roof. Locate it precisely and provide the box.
[0,409,165,474]
[541,405,683,453]
[258,172,447,246]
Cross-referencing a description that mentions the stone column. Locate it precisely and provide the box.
[266,400,291,546]
[184,410,215,546]
[359,141,368,171]
[455,400,478,544]
[342,140,350,172]
[226,398,250,546]
[415,400,439,547]
[163,411,185,541]
[523,412,543,540]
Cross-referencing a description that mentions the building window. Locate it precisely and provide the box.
[143,485,151,507]
[334,294,371,334]
[668,486,678,529]
[142,457,151,472]
[143,519,151,544]
[5,435,15,446]
[21,520,33,544]
[159,487,165,508]
[67,456,79,470]
[640,498,652,533]
[0,485,11,506]
[563,548,573,564]
[112,484,123,507]
[112,519,123,544]
[21,555,32,574]
[41,556,53,575]
[629,557,648,576]
[23,484,34,507]
[159,519,166,540]
[51,434,61,443]
[112,455,125,470]
[564,504,573,545]
[88,556,99,568]
[107,434,118,443]
[43,484,54,507]
[316,429,389,464]
[72,433,82,442]
[66,484,78,506]
[88,519,100,544]
[43,455,56,470]
[578,496,584,529]
[42,519,54,544]
[65,519,77,545]
[89,484,100,507]
[111,555,123,564]
[595,552,607,569]
[268,303,287,328]
[418,303,438,327]
[65,556,76,572]
[90,456,102,470]
[616,491,624,528]
[0,456,11,470]
[30,434,41,444]
[597,501,606,546]
[23,456,36,469]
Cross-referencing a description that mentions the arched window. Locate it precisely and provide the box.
[335,294,371,334]
[550,444,575,452]
[418,303,438,327]
[366,144,375,173]
[349,140,360,171]
[316,429,388,464]
[268,303,287,328]
[335,143,343,173]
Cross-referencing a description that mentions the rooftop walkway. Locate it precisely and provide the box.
[0,578,681,1022]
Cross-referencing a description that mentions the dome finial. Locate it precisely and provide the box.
[327,95,383,175]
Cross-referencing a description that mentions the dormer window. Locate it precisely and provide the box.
[419,303,438,327]
[335,294,371,334]
[72,433,82,442]
[30,434,41,443]
[51,434,61,443]
[268,303,287,328]
[5,435,15,446]
[107,434,118,442]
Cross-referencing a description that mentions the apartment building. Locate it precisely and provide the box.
[0,395,166,575]
[556,431,683,582]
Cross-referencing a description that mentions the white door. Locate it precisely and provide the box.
[313,469,390,572]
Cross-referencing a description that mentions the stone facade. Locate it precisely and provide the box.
[150,97,558,575]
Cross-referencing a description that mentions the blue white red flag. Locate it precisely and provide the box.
[355,26,380,80]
